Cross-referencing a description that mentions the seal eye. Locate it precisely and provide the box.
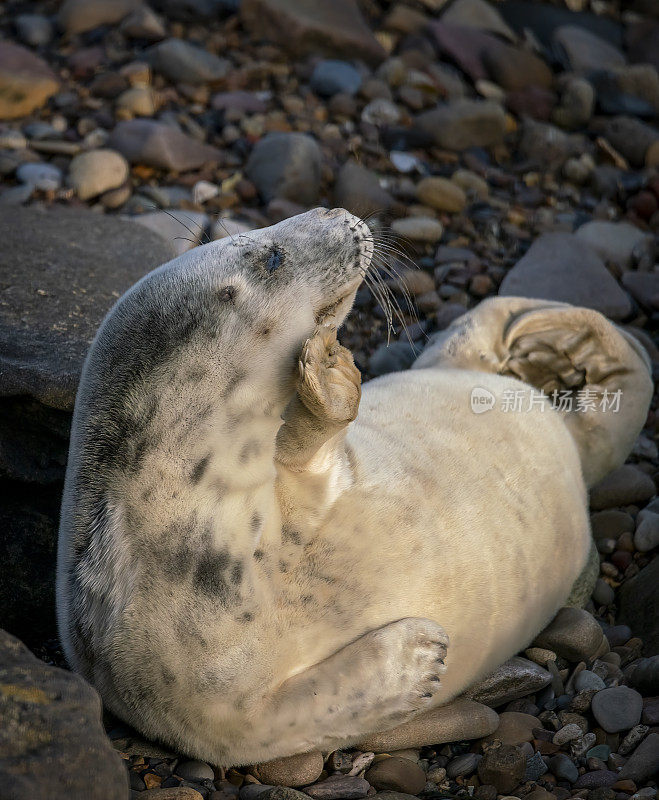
[266,248,283,274]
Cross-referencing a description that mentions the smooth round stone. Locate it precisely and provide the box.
[68,148,129,200]
[15,161,61,190]
[0,130,28,149]
[15,13,53,46]
[549,753,579,784]
[416,176,466,213]
[532,607,604,662]
[590,465,656,511]
[252,751,323,788]
[369,341,416,377]
[357,699,499,752]
[634,509,659,552]
[618,733,659,783]
[482,712,540,746]
[175,760,215,782]
[574,670,606,692]
[310,60,362,97]
[591,687,643,733]
[446,752,481,779]
[364,757,426,795]
[592,579,615,607]
[391,216,443,243]
[587,744,611,761]
[573,770,618,789]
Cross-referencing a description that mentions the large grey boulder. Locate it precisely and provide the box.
[0,629,129,799]
[0,206,176,411]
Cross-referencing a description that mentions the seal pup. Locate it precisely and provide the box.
[57,207,653,766]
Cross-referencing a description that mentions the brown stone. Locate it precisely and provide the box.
[477,745,525,794]
[240,0,386,65]
[0,41,60,120]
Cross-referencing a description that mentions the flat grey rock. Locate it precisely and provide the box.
[499,232,633,320]
[0,206,175,410]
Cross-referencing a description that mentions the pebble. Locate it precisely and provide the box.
[620,725,651,756]
[415,99,506,150]
[310,60,362,97]
[592,687,643,733]
[391,216,443,243]
[357,699,498,751]
[634,510,659,552]
[446,752,481,778]
[140,789,204,799]
[148,38,230,85]
[467,657,552,707]
[619,733,659,783]
[116,86,158,117]
[532,607,605,662]
[0,41,60,119]
[499,232,632,321]
[68,149,129,200]
[477,745,526,794]
[252,752,323,788]
[57,0,139,35]
[16,161,62,191]
[482,712,540,746]
[15,13,53,46]
[553,723,583,745]
[416,177,466,213]
[108,119,221,171]
[549,753,579,783]
[334,160,394,218]
[361,98,400,126]
[364,757,426,795]
[524,751,548,781]
[303,775,370,799]
[132,210,209,255]
[574,220,653,271]
[574,771,619,790]
[241,786,275,800]
[175,760,215,782]
[245,132,322,205]
[592,580,615,608]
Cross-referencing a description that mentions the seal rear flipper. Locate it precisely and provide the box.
[413,297,653,488]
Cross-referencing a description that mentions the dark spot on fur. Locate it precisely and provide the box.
[231,561,244,584]
[253,548,264,561]
[239,611,254,623]
[278,560,288,573]
[251,513,262,534]
[266,247,284,274]
[218,285,236,302]
[239,439,261,463]
[190,453,211,484]
[185,366,207,384]
[193,548,231,599]
[301,594,314,606]
[282,527,302,546]
[222,367,247,399]
[162,667,176,686]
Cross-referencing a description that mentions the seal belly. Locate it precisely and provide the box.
[344,367,590,699]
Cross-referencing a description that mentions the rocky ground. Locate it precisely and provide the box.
[0,0,658,798]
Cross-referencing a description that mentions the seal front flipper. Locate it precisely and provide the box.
[275,324,361,471]
[244,617,448,758]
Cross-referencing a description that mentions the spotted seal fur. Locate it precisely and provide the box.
[56,207,653,766]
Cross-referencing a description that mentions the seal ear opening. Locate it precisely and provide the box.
[413,297,653,488]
